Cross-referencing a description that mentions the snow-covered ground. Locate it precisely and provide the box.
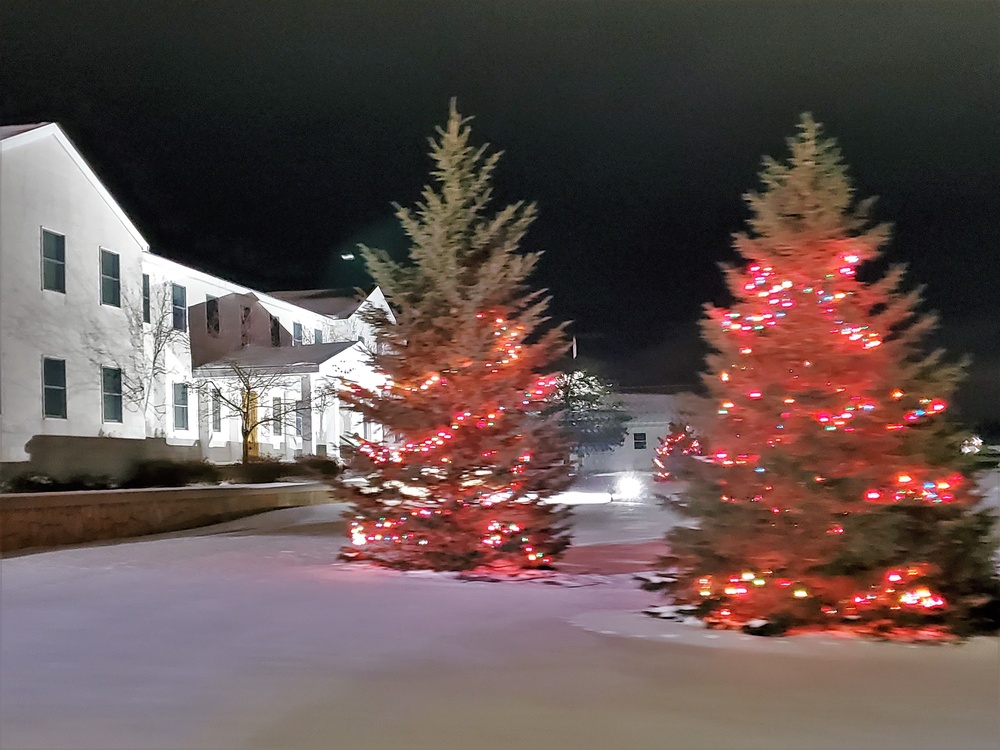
[1,477,998,749]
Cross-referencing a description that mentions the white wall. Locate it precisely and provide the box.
[579,393,688,474]
[0,126,149,461]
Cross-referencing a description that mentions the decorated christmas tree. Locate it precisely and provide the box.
[659,115,999,637]
[652,422,702,483]
[338,101,572,571]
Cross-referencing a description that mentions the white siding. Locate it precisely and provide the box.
[0,127,148,460]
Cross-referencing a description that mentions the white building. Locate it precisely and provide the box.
[0,122,390,466]
[579,392,697,474]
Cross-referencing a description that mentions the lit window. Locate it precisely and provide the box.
[41,229,65,293]
[101,366,123,422]
[633,432,647,450]
[42,357,67,418]
[171,284,187,331]
[173,383,189,430]
[100,249,120,307]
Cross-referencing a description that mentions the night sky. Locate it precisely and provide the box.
[2,2,998,420]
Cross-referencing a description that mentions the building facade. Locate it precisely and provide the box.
[0,122,388,466]
[578,392,699,474]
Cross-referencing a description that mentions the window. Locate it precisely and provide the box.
[293,322,303,346]
[42,357,67,418]
[173,383,189,430]
[314,328,323,345]
[171,284,187,331]
[101,366,123,422]
[272,396,282,432]
[633,432,647,450]
[206,296,220,336]
[142,274,151,323]
[270,315,281,347]
[100,249,120,307]
[295,401,304,437]
[240,306,252,347]
[41,229,66,293]
[211,389,222,432]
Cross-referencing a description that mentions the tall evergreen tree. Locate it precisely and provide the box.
[549,370,630,458]
[338,102,572,571]
[660,115,999,637]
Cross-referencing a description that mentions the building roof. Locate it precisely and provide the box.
[1,122,150,249]
[0,122,51,140]
[267,289,364,318]
[194,341,358,375]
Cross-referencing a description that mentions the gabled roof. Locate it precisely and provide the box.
[0,122,50,140]
[267,288,363,318]
[0,122,150,250]
[194,341,358,376]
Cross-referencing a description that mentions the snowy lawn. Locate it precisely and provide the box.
[1,514,998,750]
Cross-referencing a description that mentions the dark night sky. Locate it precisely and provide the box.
[2,1,998,419]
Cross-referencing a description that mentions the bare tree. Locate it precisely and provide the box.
[83,281,188,429]
[196,361,327,464]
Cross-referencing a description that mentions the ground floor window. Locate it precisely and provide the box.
[211,389,222,432]
[102,366,123,422]
[42,357,67,418]
[173,383,189,430]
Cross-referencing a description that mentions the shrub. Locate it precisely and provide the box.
[120,459,222,489]
[2,474,114,493]
[233,458,290,484]
[294,455,344,481]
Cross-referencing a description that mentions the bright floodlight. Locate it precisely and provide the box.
[615,475,643,500]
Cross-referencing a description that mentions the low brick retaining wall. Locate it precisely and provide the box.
[0,482,331,554]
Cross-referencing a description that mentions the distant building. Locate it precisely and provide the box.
[579,392,698,474]
[0,122,390,466]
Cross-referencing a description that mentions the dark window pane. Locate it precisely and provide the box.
[633,432,647,450]
[41,231,66,293]
[314,329,323,344]
[101,277,120,306]
[102,368,124,423]
[42,230,64,261]
[206,297,220,335]
[43,358,66,387]
[42,358,67,418]
[142,274,151,323]
[293,322,303,345]
[171,284,187,331]
[270,316,281,347]
[100,250,121,307]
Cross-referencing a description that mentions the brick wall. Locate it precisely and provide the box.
[0,482,330,553]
